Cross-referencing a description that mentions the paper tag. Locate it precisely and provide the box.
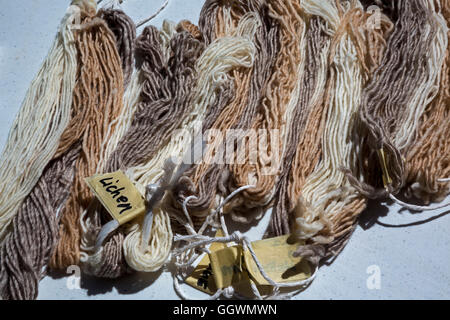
[243,235,311,285]
[209,245,248,289]
[209,235,311,289]
[85,171,146,225]
[185,230,227,295]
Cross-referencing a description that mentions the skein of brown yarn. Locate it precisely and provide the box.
[405,0,450,204]
[227,0,305,216]
[302,3,395,262]
[268,14,331,237]
[0,148,81,300]
[49,10,126,270]
[294,0,446,264]
[174,0,280,225]
[106,29,205,173]
[345,0,448,200]
[80,25,167,278]
[80,23,205,278]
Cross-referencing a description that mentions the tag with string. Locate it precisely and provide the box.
[184,229,227,295]
[208,234,312,295]
[89,132,206,250]
[85,170,146,225]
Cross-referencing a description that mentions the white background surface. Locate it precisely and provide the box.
[0,0,449,300]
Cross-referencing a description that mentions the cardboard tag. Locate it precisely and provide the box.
[209,245,248,289]
[185,230,227,295]
[85,171,146,225]
[243,235,311,285]
[209,235,311,290]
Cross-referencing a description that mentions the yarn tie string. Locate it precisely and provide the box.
[172,185,317,300]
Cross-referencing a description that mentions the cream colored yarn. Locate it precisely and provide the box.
[295,0,367,242]
[123,15,257,272]
[0,0,85,241]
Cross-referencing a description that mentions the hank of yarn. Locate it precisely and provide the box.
[50,11,126,270]
[0,0,83,242]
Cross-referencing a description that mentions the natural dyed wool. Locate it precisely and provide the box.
[0,0,97,300]
[0,0,81,242]
[173,0,279,225]
[268,14,331,237]
[49,7,136,271]
[110,17,255,273]
[120,16,257,272]
[291,0,394,264]
[405,0,450,203]
[161,13,258,237]
[76,15,180,275]
[2,0,448,299]
[345,0,448,200]
[80,24,176,277]
[271,0,394,237]
[80,22,207,277]
[227,0,305,215]
[93,20,178,175]
[106,30,204,172]
[49,10,126,270]
[0,147,81,300]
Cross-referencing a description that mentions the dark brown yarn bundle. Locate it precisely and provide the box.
[0,147,80,300]
[106,28,205,172]
[81,24,205,278]
[99,9,137,88]
[49,12,126,270]
[405,0,450,203]
[0,5,102,299]
[345,0,444,199]
[198,0,222,46]
[173,0,280,224]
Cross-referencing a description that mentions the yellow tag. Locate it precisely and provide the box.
[243,235,311,285]
[209,235,311,289]
[209,245,247,289]
[85,171,146,225]
[185,230,226,295]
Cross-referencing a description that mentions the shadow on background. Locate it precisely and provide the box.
[48,264,163,296]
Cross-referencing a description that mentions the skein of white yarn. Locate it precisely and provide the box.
[295,0,366,242]
[0,0,85,241]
